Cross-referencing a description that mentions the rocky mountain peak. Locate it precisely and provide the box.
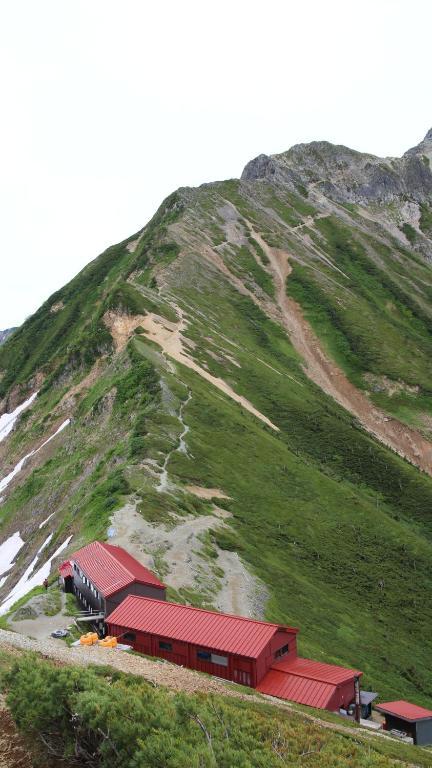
[403,127,432,156]
[241,130,432,206]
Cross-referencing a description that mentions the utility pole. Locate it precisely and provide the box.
[354,676,361,723]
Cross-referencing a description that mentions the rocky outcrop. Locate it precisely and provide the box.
[241,129,432,206]
[0,328,16,346]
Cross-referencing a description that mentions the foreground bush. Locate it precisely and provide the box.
[1,655,417,767]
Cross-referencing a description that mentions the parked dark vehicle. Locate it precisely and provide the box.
[51,629,69,638]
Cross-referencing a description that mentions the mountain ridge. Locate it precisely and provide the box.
[1,130,432,708]
[242,128,432,212]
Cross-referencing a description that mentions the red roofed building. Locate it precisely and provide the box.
[65,542,166,616]
[257,656,362,711]
[375,701,432,745]
[106,596,362,711]
[106,596,298,687]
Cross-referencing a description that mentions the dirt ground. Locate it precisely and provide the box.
[109,503,268,617]
[9,591,71,641]
[138,309,279,431]
[0,695,32,768]
[103,310,148,352]
[186,485,230,499]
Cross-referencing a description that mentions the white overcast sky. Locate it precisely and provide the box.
[0,0,431,328]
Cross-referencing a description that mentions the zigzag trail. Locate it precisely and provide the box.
[249,226,432,475]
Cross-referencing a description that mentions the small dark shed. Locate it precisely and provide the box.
[375,700,432,746]
[360,691,378,719]
[58,561,74,593]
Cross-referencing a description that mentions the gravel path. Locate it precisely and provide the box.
[110,504,268,619]
[0,627,243,697]
[9,592,69,640]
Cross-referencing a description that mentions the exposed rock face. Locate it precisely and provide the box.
[0,328,16,346]
[242,129,432,206]
[404,127,432,160]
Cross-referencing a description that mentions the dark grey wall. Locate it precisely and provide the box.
[72,560,166,616]
[415,719,432,746]
[72,569,104,613]
[105,582,166,616]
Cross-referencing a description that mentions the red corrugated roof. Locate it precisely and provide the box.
[272,656,362,684]
[376,700,432,722]
[70,542,165,598]
[106,596,298,658]
[257,669,337,708]
[257,657,361,708]
[59,560,73,578]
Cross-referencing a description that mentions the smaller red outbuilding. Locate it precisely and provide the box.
[375,701,432,746]
[106,595,298,687]
[59,560,73,579]
[257,656,362,711]
[58,560,73,593]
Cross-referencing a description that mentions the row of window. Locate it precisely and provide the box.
[159,642,229,666]
[122,634,229,667]
[197,650,228,667]
[74,588,89,610]
[124,634,289,663]
[72,563,100,600]
[159,642,228,666]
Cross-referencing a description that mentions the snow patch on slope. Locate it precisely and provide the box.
[39,512,55,529]
[0,532,25,586]
[0,392,38,443]
[0,536,72,615]
[0,419,70,495]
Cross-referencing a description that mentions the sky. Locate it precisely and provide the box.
[0,0,431,328]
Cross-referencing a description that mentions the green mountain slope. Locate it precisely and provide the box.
[1,131,432,709]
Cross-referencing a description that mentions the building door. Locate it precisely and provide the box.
[234,669,251,686]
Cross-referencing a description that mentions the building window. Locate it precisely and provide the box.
[275,644,289,658]
[197,650,212,660]
[159,641,172,651]
[124,632,136,642]
[211,653,228,667]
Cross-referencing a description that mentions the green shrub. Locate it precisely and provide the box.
[419,203,432,235]
[2,655,418,768]
[105,282,149,316]
[401,222,417,245]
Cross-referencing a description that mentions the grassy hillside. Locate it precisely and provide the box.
[1,157,432,717]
